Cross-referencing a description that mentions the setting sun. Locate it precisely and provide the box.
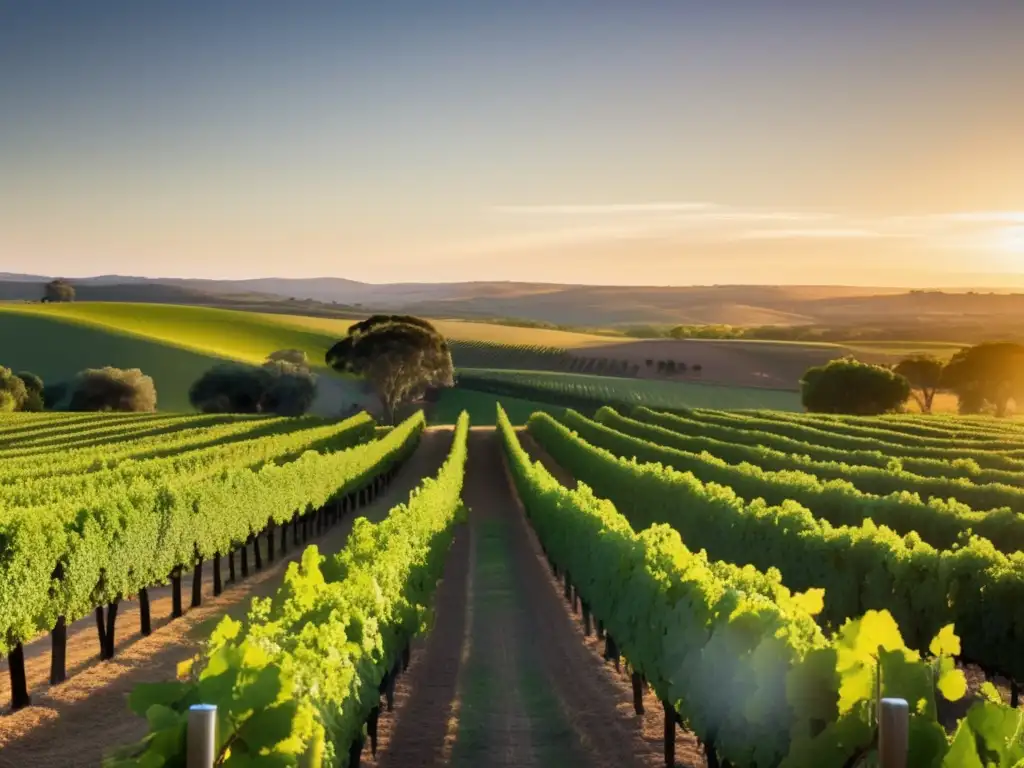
[998,225,1024,254]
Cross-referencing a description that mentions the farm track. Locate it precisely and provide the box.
[517,430,707,768]
[0,428,454,768]
[370,429,682,768]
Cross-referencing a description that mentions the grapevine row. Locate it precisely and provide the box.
[107,411,471,767]
[604,407,1024,516]
[0,414,374,507]
[2,412,425,709]
[499,405,1023,767]
[526,411,1024,684]
[679,409,1024,470]
[745,408,1024,443]
[585,407,1024,551]
[636,408,1021,485]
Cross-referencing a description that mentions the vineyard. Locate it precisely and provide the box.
[456,368,802,413]
[2,406,1024,767]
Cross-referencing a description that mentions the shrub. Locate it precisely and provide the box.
[67,367,157,412]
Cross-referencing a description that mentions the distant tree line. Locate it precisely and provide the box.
[801,342,1024,416]
[189,349,318,416]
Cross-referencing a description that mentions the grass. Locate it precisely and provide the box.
[0,303,362,412]
[428,388,562,426]
[842,340,967,361]
[258,312,613,348]
[459,368,803,411]
[0,303,341,366]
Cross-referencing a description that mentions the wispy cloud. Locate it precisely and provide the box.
[733,228,888,240]
[441,202,1024,256]
[492,202,716,215]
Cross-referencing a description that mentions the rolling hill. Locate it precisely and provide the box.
[0,304,378,414]
[0,303,853,416]
[6,274,1024,341]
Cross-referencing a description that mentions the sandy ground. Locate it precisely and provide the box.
[365,430,698,768]
[0,429,454,768]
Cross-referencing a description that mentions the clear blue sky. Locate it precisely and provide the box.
[2,1,1023,285]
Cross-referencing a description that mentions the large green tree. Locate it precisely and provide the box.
[800,357,911,415]
[941,342,1024,416]
[43,278,75,303]
[0,367,29,412]
[68,367,157,412]
[325,315,453,423]
[189,361,317,416]
[894,355,944,413]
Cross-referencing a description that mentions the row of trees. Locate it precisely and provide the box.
[189,350,318,416]
[644,359,704,376]
[0,368,45,411]
[800,342,1024,416]
[0,366,158,412]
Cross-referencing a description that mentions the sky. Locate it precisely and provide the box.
[1,1,1023,287]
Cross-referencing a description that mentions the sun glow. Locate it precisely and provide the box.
[996,225,1024,255]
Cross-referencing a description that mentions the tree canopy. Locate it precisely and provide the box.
[43,279,75,303]
[0,367,29,412]
[941,342,1024,416]
[325,315,453,422]
[67,367,157,412]
[266,348,309,369]
[189,360,317,416]
[800,357,911,415]
[893,355,943,414]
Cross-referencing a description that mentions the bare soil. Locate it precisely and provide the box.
[369,429,690,768]
[0,429,454,768]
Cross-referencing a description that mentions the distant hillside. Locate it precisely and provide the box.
[5,273,1024,341]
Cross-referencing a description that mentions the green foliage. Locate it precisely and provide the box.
[637,406,1024,476]
[800,357,911,415]
[457,368,801,411]
[326,315,454,423]
[190,362,318,417]
[68,366,158,412]
[108,411,470,767]
[266,348,310,369]
[499,405,1022,766]
[0,410,400,655]
[43,278,75,302]
[0,365,29,412]
[590,407,1024,552]
[942,342,1024,417]
[527,410,1024,683]
[894,355,944,413]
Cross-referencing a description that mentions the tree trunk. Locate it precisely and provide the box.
[213,555,222,596]
[95,606,107,653]
[240,542,249,577]
[171,570,183,618]
[293,515,300,546]
[631,672,645,714]
[191,558,204,608]
[368,706,380,756]
[252,535,263,571]
[266,525,275,564]
[139,588,152,635]
[103,601,119,660]
[50,617,67,685]
[8,643,30,711]
[280,523,287,556]
[228,549,236,583]
[663,700,676,768]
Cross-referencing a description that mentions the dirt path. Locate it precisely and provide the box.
[371,429,675,768]
[0,428,454,768]
[518,429,706,768]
